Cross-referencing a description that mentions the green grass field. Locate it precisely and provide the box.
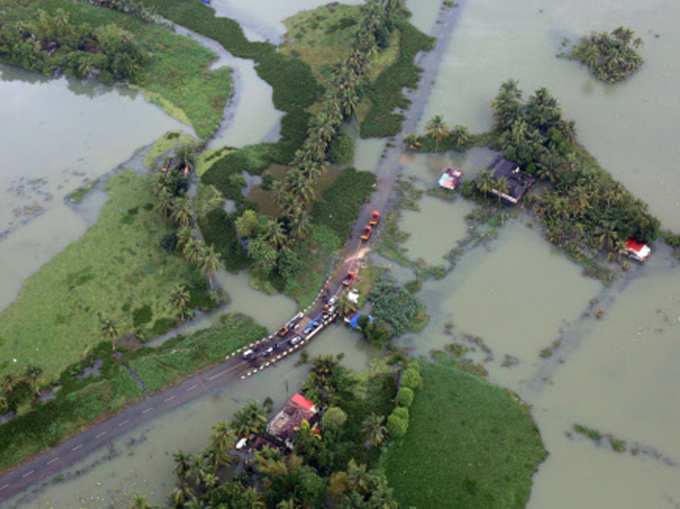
[0,0,233,139]
[0,171,205,382]
[383,358,547,509]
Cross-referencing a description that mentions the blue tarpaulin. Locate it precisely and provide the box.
[349,313,374,329]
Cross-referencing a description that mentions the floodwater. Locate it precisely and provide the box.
[6,324,377,509]
[420,0,680,231]
[4,0,680,508]
[0,63,186,310]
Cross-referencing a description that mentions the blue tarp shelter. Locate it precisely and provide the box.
[349,313,374,329]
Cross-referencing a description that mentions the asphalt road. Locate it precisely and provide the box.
[0,3,465,502]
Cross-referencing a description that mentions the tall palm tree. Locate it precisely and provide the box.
[425,115,448,151]
[362,413,387,448]
[210,420,235,469]
[264,219,288,250]
[100,317,118,341]
[450,125,470,149]
[494,176,510,204]
[128,494,153,509]
[199,244,221,289]
[173,450,191,483]
[475,169,495,198]
[176,226,193,251]
[230,401,267,438]
[155,187,174,219]
[288,208,310,239]
[337,294,356,317]
[171,197,193,227]
[169,283,191,318]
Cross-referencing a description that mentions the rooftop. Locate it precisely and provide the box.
[487,156,535,204]
[267,393,317,445]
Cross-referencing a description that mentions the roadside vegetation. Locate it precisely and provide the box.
[0,170,214,383]
[0,313,265,472]
[383,357,547,509]
[560,26,644,83]
[0,0,234,139]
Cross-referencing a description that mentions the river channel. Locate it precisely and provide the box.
[2,0,680,507]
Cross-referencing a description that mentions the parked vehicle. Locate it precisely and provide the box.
[360,225,372,241]
[369,210,381,226]
[277,326,289,337]
[261,345,275,357]
[242,349,256,361]
[342,272,356,286]
[289,335,303,346]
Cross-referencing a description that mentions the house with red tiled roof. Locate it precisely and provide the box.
[267,393,318,449]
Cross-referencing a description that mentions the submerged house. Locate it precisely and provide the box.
[267,393,318,449]
[438,168,463,190]
[487,156,535,204]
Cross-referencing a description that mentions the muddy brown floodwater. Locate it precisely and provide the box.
[3,0,680,508]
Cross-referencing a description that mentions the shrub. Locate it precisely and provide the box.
[132,305,153,327]
[327,131,355,164]
[392,406,409,421]
[321,406,347,432]
[368,279,425,335]
[396,387,414,407]
[387,413,408,438]
[400,368,423,391]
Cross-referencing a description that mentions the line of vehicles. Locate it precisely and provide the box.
[240,210,382,367]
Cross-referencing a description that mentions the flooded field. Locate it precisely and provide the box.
[2,0,680,507]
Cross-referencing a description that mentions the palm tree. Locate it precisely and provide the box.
[171,197,193,227]
[169,283,190,318]
[362,413,387,448]
[183,238,205,266]
[475,169,495,198]
[176,226,193,251]
[210,420,235,469]
[264,219,288,250]
[3,373,24,395]
[337,293,356,317]
[288,208,310,239]
[128,494,153,509]
[173,450,191,483]
[450,125,470,149]
[494,176,510,204]
[230,401,267,438]
[425,115,448,151]
[0,396,8,414]
[277,499,298,509]
[403,133,421,152]
[199,244,221,289]
[100,317,118,341]
[170,483,194,509]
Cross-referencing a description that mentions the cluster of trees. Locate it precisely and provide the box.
[564,26,643,83]
[0,8,148,82]
[404,115,471,152]
[0,365,45,415]
[367,279,427,336]
[141,354,414,508]
[268,0,399,247]
[152,146,222,290]
[491,79,660,251]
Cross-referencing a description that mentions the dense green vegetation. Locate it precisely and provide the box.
[383,357,547,509]
[152,355,420,508]
[562,26,643,83]
[0,342,141,471]
[368,278,428,335]
[127,314,266,391]
[0,0,234,139]
[0,170,213,383]
[0,313,265,472]
[360,18,434,138]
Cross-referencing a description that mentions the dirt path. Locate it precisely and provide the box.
[0,3,466,502]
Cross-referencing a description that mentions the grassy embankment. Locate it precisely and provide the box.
[0,0,234,139]
[383,357,547,508]
[0,314,265,472]
[0,171,211,382]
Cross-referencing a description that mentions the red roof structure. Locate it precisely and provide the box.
[624,238,651,262]
[291,393,315,411]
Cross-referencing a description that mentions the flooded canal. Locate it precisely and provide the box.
[3,0,680,507]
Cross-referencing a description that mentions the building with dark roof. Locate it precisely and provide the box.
[487,156,535,204]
